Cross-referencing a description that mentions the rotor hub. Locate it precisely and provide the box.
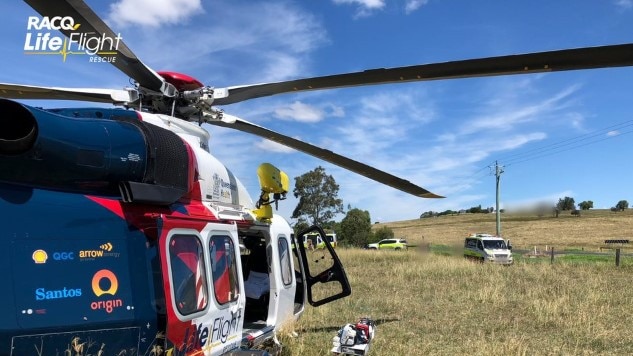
[157,71,204,92]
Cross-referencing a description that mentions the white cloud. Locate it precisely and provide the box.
[327,104,346,117]
[458,84,579,135]
[566,112,586,131]
[108,0,203,27]
[333,0,385,9]
[255,139,298,153]
[274,101,325,123]
[417,132,546,173]
[106,1,327,85]
[615,0,633,9]
[405,0,429,14]
[334,90,435,149]
[607,130,620,137]
[257,53,304,84]
[332,0,386,17]
[332,0,429,17]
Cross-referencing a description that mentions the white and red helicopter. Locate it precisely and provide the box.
[1,0,633,355]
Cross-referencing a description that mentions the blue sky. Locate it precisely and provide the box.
[2,0,633,223]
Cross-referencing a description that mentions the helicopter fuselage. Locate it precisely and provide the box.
[0,99,350,355]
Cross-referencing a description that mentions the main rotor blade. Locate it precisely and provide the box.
[208,114,443,198]
[24,0,169,94]
[213,43,633,105]
[0,83,137,104]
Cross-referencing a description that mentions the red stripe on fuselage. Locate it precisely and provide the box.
[86,195,219,240]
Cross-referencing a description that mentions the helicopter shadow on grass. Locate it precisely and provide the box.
[300,317,400,334]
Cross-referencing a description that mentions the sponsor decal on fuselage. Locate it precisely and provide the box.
[180,309,242,352]
[32,249,48,264]
[80,242,120,261]
[32,249,75,263]
[35,287,82,300]
[211,173,237,200]
[90,269,124,313]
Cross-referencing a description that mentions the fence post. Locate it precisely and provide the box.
[616,248,621,267]
[550,247,554,264]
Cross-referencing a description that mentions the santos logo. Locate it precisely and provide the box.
[35,287,82,300]
[91,269,123,313]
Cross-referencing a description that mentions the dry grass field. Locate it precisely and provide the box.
[280,209,633,355]
[380,208,633,251]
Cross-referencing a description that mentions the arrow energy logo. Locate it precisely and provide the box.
[24,16,122,63]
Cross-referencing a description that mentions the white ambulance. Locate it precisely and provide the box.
[464,233,513,264]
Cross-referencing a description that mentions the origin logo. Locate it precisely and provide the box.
[90,269,124,313]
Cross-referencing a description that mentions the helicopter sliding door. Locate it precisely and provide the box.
[158,217,245,356]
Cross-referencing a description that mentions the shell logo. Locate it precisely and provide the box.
[32,249,48,264]
[91,269,119,297]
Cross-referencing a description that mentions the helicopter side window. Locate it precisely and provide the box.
[279,237,292,286]
[169,234,208,316]
[210,235,240,305]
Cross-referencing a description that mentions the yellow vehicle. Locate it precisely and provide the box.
[304,232,338,249]
[464,233,513,264]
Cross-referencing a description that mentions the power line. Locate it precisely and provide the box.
[495,119,633,166]
[505,128,633,166]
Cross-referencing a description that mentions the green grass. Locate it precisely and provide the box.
[280,250,633,355]
[277,211,633,355]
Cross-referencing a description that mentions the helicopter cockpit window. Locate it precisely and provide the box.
[279,237,292,286]
[169,234,208,316]
[210,235,240,305]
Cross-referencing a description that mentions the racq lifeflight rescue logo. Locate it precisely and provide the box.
[24,15,122,63]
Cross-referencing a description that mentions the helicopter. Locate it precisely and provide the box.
[2,0,633,355]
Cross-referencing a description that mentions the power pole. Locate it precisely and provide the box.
[495,161,504,236]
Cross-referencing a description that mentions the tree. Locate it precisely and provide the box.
[327,221,342,235]
[340,208,372,247]
[439,210,458,216]
[468,205,483,214]
[578,201,593,210]
[616,200,629,211]
[292,220,310,235]
[578,201,592,210]
[556,196,575,211]
[291,166,344,226]
[372,226,394,243]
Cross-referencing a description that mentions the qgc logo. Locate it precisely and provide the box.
[32,249,74,263]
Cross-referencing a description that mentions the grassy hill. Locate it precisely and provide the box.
[375,208,633,250]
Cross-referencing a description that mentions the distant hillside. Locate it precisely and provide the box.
[374,209,633,249]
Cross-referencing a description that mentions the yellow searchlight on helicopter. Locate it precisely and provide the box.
[254,163,289,221]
